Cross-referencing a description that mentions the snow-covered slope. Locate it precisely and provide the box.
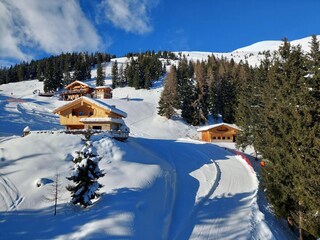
[177,35,320,67]
[234,35,320,53]
[0,54,296,239]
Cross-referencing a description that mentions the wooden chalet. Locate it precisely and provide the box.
[94,86,113,99]
[197,123,239,142]
[61,81,93,101]
[53,97,129,139]
[60,80,112,101]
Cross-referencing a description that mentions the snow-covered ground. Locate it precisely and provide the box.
[177,35,320,67]
[0,47,298,239]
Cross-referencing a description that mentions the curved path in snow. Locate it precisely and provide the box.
[186,154,260,239]
[168,144,273,240]
[0,174,24,211]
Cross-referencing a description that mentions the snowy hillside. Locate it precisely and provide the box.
[178,35,320,66]
[0,55,296,239]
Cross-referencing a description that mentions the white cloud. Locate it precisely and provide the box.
[0,1,29,60]
[0,0,101,62]
[101,0,158,35]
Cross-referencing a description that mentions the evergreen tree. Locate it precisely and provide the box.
[144,66,152,89]
[250,39,320,238]
[126,60,134,87]
[44,60,54,92]
[158,65,179,118]
[132,65,140,89]
[220,69,236,123]
[208,63,225,121]
[193,61,209,125]
[17,65,24,82]
[84,54,92,80]
[53,61,63,90]
[178,59,196,124]
[96,57,105,87]
[73,56,86,81]
[118,64,126,87]
[63,59,72,87]
[66,140,104,208]
[235,62,263,153]
[111,60,119,88]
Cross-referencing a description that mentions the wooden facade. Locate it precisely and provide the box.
[60,81,93,101]
[53,97,128,132]
[197,123,239,142]
[94,86,113,99]
[60,80,113,101]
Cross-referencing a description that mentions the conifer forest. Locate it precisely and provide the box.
[0,37,319,238]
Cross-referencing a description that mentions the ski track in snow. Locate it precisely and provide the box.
[186,154,260,240]
[0,174,24,212]
[0,56,297,239]
[173,160,222,239]
[162,165,177,240]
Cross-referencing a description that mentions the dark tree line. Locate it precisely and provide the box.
[0,52,114,92]
[236,36,320,239]
[158,40,319,238]
[158,55,246,125]
[125,50,178,60]
[112,53,165,90]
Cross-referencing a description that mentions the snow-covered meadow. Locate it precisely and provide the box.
[0,38,307,239]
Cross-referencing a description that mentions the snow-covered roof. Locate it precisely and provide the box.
[197,123,239,132]
[65,80,95,89]
[94,86,112,90]
[85,97,127,118]
[80,117,125,125]
[53,96,127,118]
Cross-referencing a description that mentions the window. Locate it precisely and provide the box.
[92,126,102,130]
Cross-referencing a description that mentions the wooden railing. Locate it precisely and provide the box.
[28,129,129,140]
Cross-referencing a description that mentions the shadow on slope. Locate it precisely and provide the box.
[235,151,297,240]
[117,137,232,239]
[0,189,141,239]
[0,95,61,137]
[0,136,234,239]
[179,190,258,240]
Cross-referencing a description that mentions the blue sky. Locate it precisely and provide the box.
[1,0,320,67]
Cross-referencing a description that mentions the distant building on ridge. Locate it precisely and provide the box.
[60,80,112,101]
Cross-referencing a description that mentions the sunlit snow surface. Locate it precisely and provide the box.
[0,48,299,239]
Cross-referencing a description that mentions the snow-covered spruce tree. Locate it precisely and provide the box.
[66,141,104,208]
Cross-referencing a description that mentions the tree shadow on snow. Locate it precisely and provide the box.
[0,137,241,240]
[178,190,258,239]
[117,137,233,239]
[0,189,141,239]
[0,94,61,137]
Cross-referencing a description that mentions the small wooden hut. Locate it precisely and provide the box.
[197,123,239,142]
[94,86,113,99]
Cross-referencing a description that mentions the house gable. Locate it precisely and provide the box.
[53,97,127,130]
[65,80,91,90]
[197,123,239,142]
